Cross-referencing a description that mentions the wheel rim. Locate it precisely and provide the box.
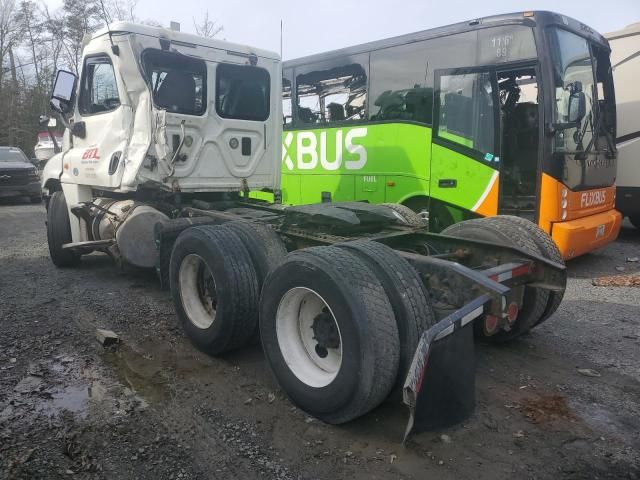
[276,287,343,388]
[178,254,217,329]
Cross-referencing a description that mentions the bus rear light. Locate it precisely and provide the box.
[561,199,568,209]
[561,210,568,220]
[561,188,568,198]
[523,11,535,17]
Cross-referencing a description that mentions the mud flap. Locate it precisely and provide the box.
[402,295,489,441]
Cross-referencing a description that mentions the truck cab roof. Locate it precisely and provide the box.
[87,22,280,61]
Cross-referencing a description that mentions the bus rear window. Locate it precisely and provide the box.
[216,64,271,121]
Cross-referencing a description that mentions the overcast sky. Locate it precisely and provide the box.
[46,0,640,59]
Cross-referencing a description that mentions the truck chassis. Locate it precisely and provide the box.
[52,196,566,439]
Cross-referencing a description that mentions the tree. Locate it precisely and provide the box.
[193,10,223,39]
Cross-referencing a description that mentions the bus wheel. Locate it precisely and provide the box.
[46,191,81,268]
[382,203,427,227]
[337,240,435,394]
[260,246,400,424]
[442,217,549,342]
[481,216,566,326]
[170,225,259,355]
[629,215,640,230]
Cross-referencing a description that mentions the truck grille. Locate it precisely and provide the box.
[0,170,31,186]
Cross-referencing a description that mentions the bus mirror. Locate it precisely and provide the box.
[568,91,586,124]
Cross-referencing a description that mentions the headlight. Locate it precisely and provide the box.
[29,168,39,177]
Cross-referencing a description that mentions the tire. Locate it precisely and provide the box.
[46,191,80,267]
[30,196,42,204]
[481,215,566,326]
[170,225,259,355]
[260,246,400,424]
[630,215,640,230]
[442,217,549,342]
[337,240,435,391]
[223,221,288,343]
[381,203,427,227]
[222,221,287,287]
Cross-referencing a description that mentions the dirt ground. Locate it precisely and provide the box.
[1,199,639,480]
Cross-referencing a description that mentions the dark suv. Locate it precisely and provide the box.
[0,147,41,203]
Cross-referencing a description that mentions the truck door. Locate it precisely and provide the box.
[61,54,130,188]
[430,68,500,231]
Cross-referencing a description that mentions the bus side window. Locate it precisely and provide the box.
[294,56,368,124]
[283,76,292,126]
[369,42,432,124]
[437,72,495,156]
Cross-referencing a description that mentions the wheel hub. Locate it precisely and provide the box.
[311,307,341,355]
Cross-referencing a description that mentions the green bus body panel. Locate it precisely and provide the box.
[252,122,496,213]
[430,142,498,211]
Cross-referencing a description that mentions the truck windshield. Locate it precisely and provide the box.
[548,28,597,152]
[0,150,28,162]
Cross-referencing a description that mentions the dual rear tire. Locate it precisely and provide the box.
[442,215,565,341]
[170,225,434,423]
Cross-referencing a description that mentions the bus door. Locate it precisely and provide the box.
[430,68,501,231]
[495,64,541,221]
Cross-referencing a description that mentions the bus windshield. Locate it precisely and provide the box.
[549,28,597,151]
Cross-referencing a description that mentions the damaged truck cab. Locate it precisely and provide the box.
[43,22,281,257]
[42,23,567,440]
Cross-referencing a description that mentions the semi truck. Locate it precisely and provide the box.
[41,22,566,438]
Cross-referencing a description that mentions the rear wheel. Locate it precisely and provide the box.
[170,225,259,355]
[481,215,565,325]
[337,240,435,391]
[260,246,400,424]
[442,217,549,342]
[46,191,80,267]
[381,203,427,227]
[221,221,287,287]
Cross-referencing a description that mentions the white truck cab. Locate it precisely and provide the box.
[43,22,281,246]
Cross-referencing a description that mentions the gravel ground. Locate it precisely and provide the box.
[0,199,639,480]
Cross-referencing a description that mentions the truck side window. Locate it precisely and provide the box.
[216,63,270,121]
[78,56,120,115]
[143,49,207,115]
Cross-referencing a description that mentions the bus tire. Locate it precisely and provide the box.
[170,225,259,355]
[260,246,400,424]
[481,215,566,326]
[382,203,427,227]
[46,191,80,268]
[442,217,549,342]
[629,215,640,230]
[337,240,435,393]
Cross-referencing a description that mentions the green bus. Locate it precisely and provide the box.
[271,11,621,259]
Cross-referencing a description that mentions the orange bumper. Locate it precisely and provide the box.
[551,209,622,260]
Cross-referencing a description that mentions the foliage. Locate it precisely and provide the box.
[0,0,221,157]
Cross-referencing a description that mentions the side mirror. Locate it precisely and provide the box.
[50,70,77,114]
[568,91,586,124]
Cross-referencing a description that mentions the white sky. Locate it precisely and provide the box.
[44,0,640,59]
